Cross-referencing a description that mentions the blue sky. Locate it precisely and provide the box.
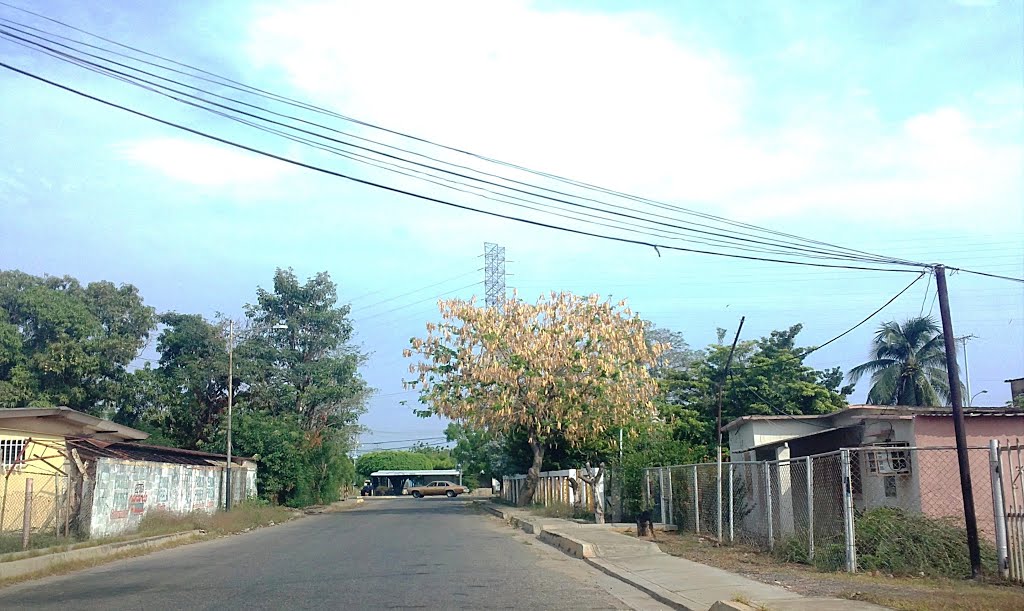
[1,0,1021,453]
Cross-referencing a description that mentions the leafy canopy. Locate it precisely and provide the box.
[405,292,666,449]
[848,316,952,406]
[355,450,435,478]
[0,270,154,413]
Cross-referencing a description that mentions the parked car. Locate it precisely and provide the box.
[360,482,373,497]
[408,480,470,498]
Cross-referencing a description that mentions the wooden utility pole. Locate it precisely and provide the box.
[716,316,745,543]
[225,320,234,511]
[934,265,981,577]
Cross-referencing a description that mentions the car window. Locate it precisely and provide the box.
[439,482,448,486]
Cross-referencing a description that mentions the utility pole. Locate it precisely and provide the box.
[956,335,977,405]
[934,265,980,577]
[716,316,745,543]
[225,320,234,512]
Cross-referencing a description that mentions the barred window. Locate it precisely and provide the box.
[0,438,27,470]
[866,443,911,475]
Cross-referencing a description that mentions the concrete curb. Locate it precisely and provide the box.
[709,602,756,611]
[0,530,202,580]
[537,529,595,559]
[585,557,696,611]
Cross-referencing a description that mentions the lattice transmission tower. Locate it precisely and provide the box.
[484,242,506,311]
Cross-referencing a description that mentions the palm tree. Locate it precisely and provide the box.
[848,316,955,406]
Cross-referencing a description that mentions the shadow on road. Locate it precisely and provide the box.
[353,498,477,517]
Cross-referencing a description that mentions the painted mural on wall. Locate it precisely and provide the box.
[88,458,256,538]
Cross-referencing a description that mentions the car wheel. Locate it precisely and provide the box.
[412,491,423,498]
[446,490,456,498]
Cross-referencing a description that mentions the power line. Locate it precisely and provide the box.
[1,14,1018,284]
[0,25,921,265]
[0,6,923,265]
[951,267,1024,283]
[0,56,936,274]
[350,270,482,311]
[358,436,447,446]
[353,282,483,323]
[347,270,480,305]
[729,271,927,375]
[0,13,930,269]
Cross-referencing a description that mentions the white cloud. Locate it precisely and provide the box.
[239,1,1021,233]
[116,138,296,187]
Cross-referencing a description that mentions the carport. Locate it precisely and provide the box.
[369,469,462,496]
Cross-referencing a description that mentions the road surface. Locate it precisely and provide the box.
[0,497,669,610]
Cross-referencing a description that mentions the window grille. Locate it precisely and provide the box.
[0,438,27,470]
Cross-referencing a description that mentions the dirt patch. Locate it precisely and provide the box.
[627,530,1024,611]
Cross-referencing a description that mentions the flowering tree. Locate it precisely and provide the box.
[404,292,665,506]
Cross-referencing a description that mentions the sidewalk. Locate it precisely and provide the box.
[475,501,887,611]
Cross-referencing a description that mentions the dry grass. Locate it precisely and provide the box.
[0,533,201,588]
[642,530,1024,611]
[137,502,297,537]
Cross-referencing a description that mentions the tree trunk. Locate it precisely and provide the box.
[580,463,606,524]
[519,437,544,506]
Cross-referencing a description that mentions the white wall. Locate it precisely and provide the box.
[88,458,256,538]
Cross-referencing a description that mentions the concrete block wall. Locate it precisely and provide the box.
[88,458,255,538]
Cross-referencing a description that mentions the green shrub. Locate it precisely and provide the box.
[774,536,809,564]
[854,507,997,578]
[814,542,847,572]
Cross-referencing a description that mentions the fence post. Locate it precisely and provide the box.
[764,462,773,551]
[728,462,734,542]
[645,469,651,510]
[991,439,1010,579]
[666,467,674,526]
[693,465,700,534]
[64,475,70,537]
[53,474,60,537]
[659,468,667,524]
[22,478,33,550]
[841,449,857,573]
[806,455,814,562]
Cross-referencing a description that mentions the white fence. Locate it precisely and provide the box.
[501,468,597,511]
[992,439,1024,581]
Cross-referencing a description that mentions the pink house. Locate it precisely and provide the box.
[724,405,1024,541]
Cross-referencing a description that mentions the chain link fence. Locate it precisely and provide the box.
[642,446,994,577]
[0,471,73,553]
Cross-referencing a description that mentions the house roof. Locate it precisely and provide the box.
[67,439,254,466]
[370,470,461,477]
[722,404,1024,433]
[0,407,148,441]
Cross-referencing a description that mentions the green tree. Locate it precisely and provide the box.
[241,268,369,435]
[663,324,850,431]
[128,312,231,449]
[445,423,505,488]
[848,316,952,406]
[355,450,433,478]
[0,270,155,412]
[408,443,456,470]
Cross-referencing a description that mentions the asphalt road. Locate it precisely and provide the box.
[0,497,670,610]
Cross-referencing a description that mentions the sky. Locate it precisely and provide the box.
[0,0,1021,455]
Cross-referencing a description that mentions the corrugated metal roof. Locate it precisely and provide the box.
[67,439,254,466]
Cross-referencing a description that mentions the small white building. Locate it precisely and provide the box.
[368,469,462,495]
